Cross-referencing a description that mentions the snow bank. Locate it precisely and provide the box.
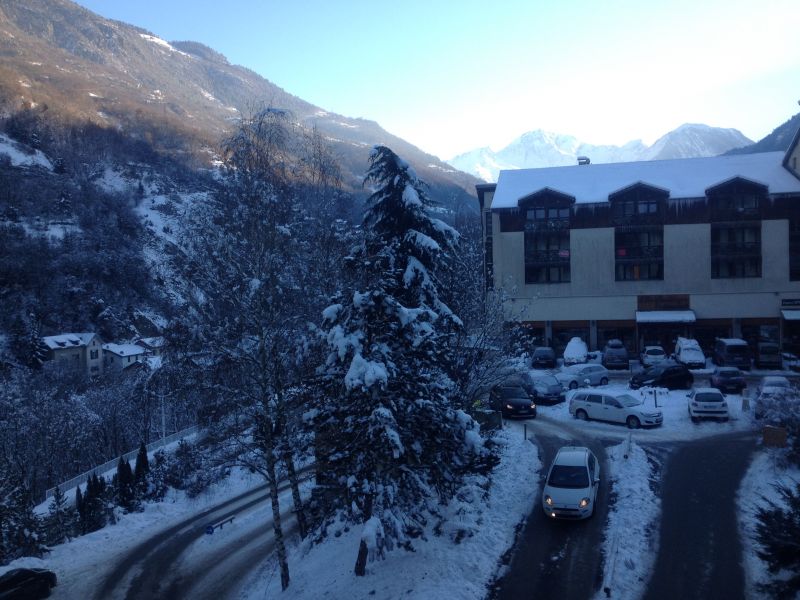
[253,429,540,599]
[596,439,661,599]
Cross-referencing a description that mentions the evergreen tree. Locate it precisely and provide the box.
[0,466,46,564]
[80,474,106,533]
[755,481,800,598]
[134,442,150,499]
[313,146,483,575]
[75,485,85,534]
[146,449,169,502]
[45,485,75,545]
[115,458,136,512]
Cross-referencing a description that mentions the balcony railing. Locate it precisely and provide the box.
[610,213,662,227]
[614,245,663,260]
[524,218,570,233]
[524,248,571,265]
[709,207,760,222]
[711,242,761,257]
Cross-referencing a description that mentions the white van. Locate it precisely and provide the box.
[674,337,706,369]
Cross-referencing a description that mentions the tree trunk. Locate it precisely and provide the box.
[283,450,308,539]
[354,494,373,577]
[266,449,290,590]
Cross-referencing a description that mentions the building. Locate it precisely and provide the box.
[42,333,104,376]
[478,130,800,357]
[102,343,147,371]
[136,336,165,357]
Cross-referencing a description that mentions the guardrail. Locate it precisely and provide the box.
[44,425,200,501]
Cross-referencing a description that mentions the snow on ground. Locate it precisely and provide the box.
[536,382,755,442]
[0,133,53,169]
[737,449,800,598]
[0,468,265,599]
[595,439,660,600]
[249,428,541,600]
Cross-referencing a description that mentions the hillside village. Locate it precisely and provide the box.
[42,333,164,375]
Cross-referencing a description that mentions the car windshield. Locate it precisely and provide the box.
[547,464,590,488]
[535,375,559,386]
[617,394,642,407]
[717,369,740,378]
[497,386,528,399]
[646,348,665,356]
[763,378,790,388]
[695,392,724,403]
[607,340,623,348]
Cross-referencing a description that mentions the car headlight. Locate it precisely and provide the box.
[506,404,514,410]
[579,497,590,508]
[544,495,553,506]
[530,402,537,409]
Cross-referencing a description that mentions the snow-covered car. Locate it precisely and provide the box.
[529,374,565,405]
[542,446,600,520]
[556,364,609,389]
[569,390,663,429]
[782,352,800,372]
[601,339,629,370]
[757,375,792,397]
[674,337,706,369]
[687,387,729,422]
[489,385,537,419]
[640,345,667,367]
[562,337,588,366]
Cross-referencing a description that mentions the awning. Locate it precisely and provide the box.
[781,310,800,321]
[635,310,696,324]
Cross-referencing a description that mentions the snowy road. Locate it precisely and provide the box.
[489,416,612,600]
[93,477,304,600]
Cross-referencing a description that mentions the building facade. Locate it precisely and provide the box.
[43,333,104,376]
[478,132,800,358]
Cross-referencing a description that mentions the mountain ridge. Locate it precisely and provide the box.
[449,123,753,182]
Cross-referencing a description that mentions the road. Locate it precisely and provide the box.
[489,416,611,600]
[490,416,758,600]
[642,431,757,600]
[93,478,300,600]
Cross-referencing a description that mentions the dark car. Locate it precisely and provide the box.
[755,342,782,370]
[0,568,57,600]
[629,361,694,390]
[529,374,565,405]
[531,346,556,369]
[490,385,537,418]
[709,366,747,394]
[602,339,629,370]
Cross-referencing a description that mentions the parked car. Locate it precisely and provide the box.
[757,375,792,396]
[754,377,794,420]
[782,352,800,372]
[755,342,782,370]
[528,374,565,405]
[0,568,57,600]
[489,385,537,419]
[542,446,600,520]
[569,390,663,428]
[640,345,667,367]
[674,337,707,369]
[556,364,609,389]
[629,361,694,390]
[563,337,588,366]
[713,338,751,370]
[687,387,729,422]
[710,366,747,394]
[602,339,629,370]
[531,346,557,369]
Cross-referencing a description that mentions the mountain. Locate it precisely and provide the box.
[0,0,479,211]
[449,124,753,182]
[725,112,800,155]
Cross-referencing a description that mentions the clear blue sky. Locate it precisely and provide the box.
[75,0,799,159]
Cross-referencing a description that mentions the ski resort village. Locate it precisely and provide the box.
[1,1,800,599]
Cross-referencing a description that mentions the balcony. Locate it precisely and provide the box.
[615,245,664,261]
[610,213,662,228]
[709,207,760,222]
[524,248,571,266]
[711,242,761,258]
[524,218,570,233]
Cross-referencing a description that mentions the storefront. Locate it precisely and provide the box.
[635,310,696,355]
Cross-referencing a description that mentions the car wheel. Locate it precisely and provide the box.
[600,377,608,386]
[626,415,640,429]
[569,380,578,389]
[576,409,588,421]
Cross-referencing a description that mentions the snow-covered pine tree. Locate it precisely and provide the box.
[134,442,150,499]
[45,485,75,545]
[115,458,136,513]
[755,481,800,598]
[313,146,484,575]
[0,465,46,564]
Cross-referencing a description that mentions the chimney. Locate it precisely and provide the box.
[577,156,590,166]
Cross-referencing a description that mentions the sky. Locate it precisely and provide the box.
[74,0,800,160]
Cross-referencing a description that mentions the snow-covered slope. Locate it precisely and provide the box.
[449,124,752,182]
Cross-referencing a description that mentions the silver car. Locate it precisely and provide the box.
[556,364,610,389]
[569,391,663,429]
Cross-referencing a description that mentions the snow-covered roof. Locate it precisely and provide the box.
[43,333,98,350]
[102,343,146,356]
[138,336,165,348]
[492,151,800,208]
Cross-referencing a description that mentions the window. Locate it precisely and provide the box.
[711,225,761,279]
[615,228,663,281]
[791,220,800,281]
[605,397,622,409]
[90,349,99,360]
[526,264,570,284]
[586,394,603,404]
[524,208,570,285]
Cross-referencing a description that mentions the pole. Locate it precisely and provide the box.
[160,391,166,439]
